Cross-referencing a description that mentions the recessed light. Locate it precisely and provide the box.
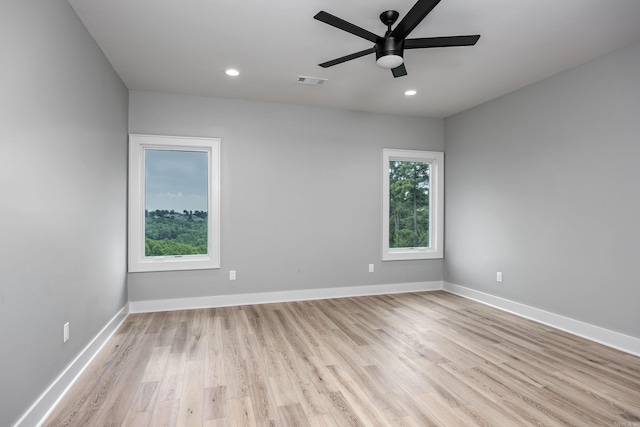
[404,90,417,96]
[225,68,240,77]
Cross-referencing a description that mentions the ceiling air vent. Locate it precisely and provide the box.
[297,76,328,86]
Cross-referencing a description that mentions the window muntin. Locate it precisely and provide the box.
[129,135,220,272]
[382,149,443,260]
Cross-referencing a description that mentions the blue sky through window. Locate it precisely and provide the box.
[145,149,208,212]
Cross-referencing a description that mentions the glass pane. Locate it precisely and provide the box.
[144,149,208,257]
[388,161,430,248]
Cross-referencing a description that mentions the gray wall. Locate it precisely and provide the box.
[444,41,640,338]
[0,1,128,425]
[128,91,443,302]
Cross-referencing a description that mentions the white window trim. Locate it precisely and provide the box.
[382,148,444,261]
[128,134,220,272]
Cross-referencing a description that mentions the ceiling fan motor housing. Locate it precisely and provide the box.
[375,37,404,61]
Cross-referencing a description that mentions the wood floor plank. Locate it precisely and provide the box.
[228,397,256,427]
[156,351,187,403]
[277,403,311,427]
[176,359,205,427]
[141,346,171,383]
[309,413,338,427]
[44,291,640,426]
[149,399,179,427]
[203,386,228,421]
[204,316,225,389]
[92,332,160,426]
[324,364,389,427]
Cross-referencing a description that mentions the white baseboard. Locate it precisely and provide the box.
[127,281,640,357]
[443,282,640,357]
[129,281,443,313]
[12,304,130,427]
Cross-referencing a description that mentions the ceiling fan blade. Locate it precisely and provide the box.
[405,35,480,49]
[314,11,380,43]
[319,47,376,68]
[390,0,441,39]
[392,63,407,78]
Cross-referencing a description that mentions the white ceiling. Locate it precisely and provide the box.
[67,0,640,118]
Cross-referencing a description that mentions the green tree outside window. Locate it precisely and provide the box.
[388,161,430,248]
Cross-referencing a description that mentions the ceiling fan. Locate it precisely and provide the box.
[314,0,480,78]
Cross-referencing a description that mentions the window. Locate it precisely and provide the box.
[128,134,220,272]
[382,149,444,260]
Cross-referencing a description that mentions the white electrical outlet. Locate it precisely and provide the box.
[230,270,236,280]
[497,272,503,283]
[368,264,374,273]
[63,322,70,343]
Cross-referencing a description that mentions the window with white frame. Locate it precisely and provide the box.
[382,149,444,261]
[128,134,220,272]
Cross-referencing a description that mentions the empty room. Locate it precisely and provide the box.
[2,0,640,426]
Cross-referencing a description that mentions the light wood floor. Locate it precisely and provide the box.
[45,291,640,426]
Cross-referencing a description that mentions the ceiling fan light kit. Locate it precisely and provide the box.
[314,0,480,78]
[376,54,403,69]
